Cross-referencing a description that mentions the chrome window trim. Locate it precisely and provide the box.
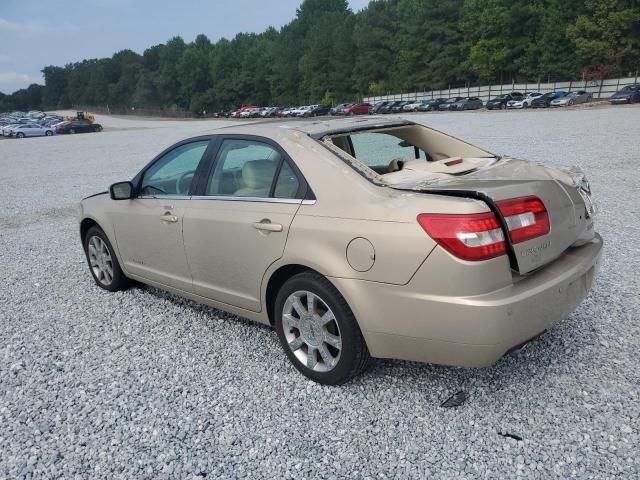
[137,195,191,200]
[190,195,315,205]
[136,195,316,205]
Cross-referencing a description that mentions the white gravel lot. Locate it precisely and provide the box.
[1,106,639,479]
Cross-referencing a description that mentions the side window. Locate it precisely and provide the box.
[140,141,209,196]
[274,161,300,198]
[349,132,418,171]
[206,139,282,198]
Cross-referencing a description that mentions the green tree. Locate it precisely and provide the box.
[568,0,640,78]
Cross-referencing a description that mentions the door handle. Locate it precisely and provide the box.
[160,213,179,223]
[253,219,283,232]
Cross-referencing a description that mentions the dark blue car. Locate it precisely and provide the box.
[530,91,567,108]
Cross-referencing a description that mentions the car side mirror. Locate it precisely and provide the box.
[110,181,134,200]
[398,140,412,148]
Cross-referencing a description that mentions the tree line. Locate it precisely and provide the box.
[2,0,639,113]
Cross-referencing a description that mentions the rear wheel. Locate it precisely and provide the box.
[84,226,130,292]
[45,130,53,136]
[69,128,76,134]
[16,132,24,138]
[275,272,370,384]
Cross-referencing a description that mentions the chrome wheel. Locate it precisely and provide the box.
[87,235,114,286]
[282,290,342,372]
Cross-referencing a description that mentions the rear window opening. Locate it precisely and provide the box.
[321,124,498,184]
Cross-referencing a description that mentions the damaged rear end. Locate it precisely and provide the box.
[388,157,597,275]
[316,119,603,366]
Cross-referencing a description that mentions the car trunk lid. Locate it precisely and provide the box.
[385,157,596,274]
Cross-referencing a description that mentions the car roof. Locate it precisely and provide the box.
[215,116,414,139]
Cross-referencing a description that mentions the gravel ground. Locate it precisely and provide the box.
[1,106,639,479]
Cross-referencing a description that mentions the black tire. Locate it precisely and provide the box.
[83,225,131,292]
[69,128,76,134]
[568,100,574,106]
[16,132,24,138]
[500,103,506,110]
[45,130,53,136]
[274,272,370,385]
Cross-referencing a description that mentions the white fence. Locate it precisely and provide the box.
[363,74,639,103]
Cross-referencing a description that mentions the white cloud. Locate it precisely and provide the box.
[0,18,78,37]
[0,72,42,94]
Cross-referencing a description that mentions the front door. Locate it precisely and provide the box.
[112,140,211,291]
[183,137,305,312]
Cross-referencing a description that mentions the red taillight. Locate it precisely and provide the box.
[417,212,506,261]
[496,196,550,244]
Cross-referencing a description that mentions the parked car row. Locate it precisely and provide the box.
[210,85,635,122]
[0,110,103,138]
[219,103,376,118]
[1,111,59,137]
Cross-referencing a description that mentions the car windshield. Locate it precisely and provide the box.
[621,85,638,91]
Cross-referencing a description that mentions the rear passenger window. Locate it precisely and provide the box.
[274,161,300,198]
[206,139,282,198]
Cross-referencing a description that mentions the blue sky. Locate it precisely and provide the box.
[0,0,370,94]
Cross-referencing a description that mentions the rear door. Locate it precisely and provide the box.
[182,135,307,312]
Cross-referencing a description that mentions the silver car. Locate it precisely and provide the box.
[9,123,54,138]
[550,91,593,107]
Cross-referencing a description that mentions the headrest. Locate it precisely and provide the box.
[242,160,278,189]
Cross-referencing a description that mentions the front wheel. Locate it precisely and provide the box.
[45,130,53,136]
[275,272,370,384]
[84,226,130,292]
[16,132,25,138]
[69,128,76,134]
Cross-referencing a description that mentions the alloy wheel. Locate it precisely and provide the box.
[87,235,114,286]
[282,290,342,372]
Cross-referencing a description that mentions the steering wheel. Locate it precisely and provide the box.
[387,158,405,173]
[176,171,195,195]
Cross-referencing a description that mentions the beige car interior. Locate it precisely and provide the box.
[205,140,298,198]
[326,125,493,177]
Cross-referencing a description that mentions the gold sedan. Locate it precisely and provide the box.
[79,117,602,384]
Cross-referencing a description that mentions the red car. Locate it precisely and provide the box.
[232,105,257,118]
[342,103,371,115]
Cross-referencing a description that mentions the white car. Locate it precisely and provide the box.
[2,123,21,136]
[403,101,421,112]
[507,92,543,109]
[9,123,54,138]
[293,106,312,117]
[239,109,257,118]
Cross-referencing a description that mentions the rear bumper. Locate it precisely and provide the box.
[331,234,603,367]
